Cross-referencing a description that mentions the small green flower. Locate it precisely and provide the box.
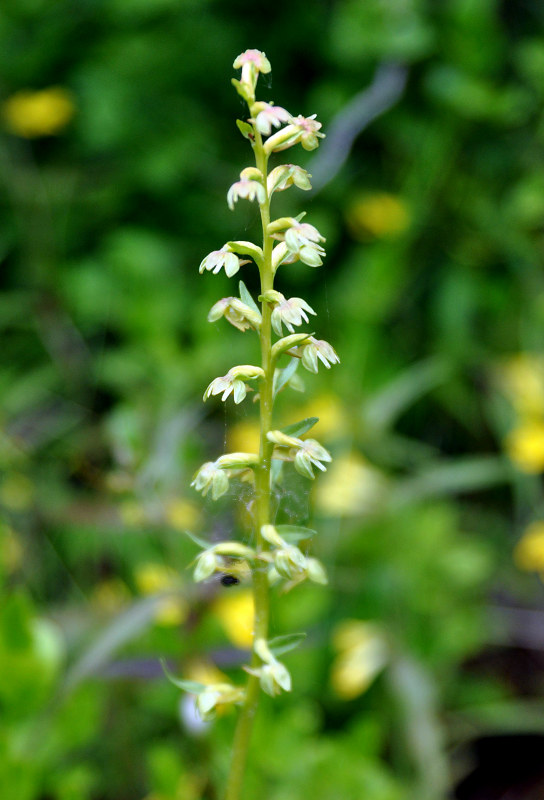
[267,164,312,195]
[288,114,325,151]
[196,682,245,721]
[191,461,230,500]
[208,297,262,332]
[267,429,332,479]
[233,50,271,96]
[246,638,292,696]
[227,179,266,211]
[298,337,340,373]
[264,113,325,154]
[199,246,242,278]
[269,292,316,336]
[274,545,307,580]
[204,365,265,404]
[253,102,291,136]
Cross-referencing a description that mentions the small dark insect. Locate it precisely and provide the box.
[220,574,240,587]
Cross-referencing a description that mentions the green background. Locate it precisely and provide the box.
[2,1,544,798]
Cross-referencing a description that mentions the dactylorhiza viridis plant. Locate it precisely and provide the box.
[165,50,338,800]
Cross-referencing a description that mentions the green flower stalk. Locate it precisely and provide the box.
[173,49,338,799]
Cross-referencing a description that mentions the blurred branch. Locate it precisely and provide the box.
[309,62,408,194]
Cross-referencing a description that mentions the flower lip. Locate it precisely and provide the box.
[299,337,340,373]
[270,294,316,336]
[289,113,323,133]
[254,104,291,136]
[227,179,266,211]
[204,366,265,404]
[233,49,271,73]
[199,246,242,278]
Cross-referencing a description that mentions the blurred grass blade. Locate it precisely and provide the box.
[391,456,510,507]
[365,358,450,433]
[63,595,170,693]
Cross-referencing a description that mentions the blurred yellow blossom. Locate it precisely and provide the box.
[165,498,201,531]
[212,589,254,648]
[504,420,544,473]
[227,419,260,453]
[91,578,131,614]
[3,87,75,138]
[314,452,388,516]
[346,193,410,241]
[134,562,188,627]
[185,658,228,686]
[514,521,544,573]
[330,620,388,700]
[295,393,347,439]
[496,354,544,417]
[120,500,147,527]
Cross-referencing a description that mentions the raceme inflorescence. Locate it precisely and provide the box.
[167,49,339,800]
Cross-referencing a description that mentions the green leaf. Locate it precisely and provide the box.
[274,358,299,397]
[271,333,312,361]
[271,459,284,484]
[236,119,254,140]
[268,633,307,657]
[183,529,212,550]
[281,417,319,438]
[239,281,261,315]
[160,659,205,694]
[275,525,317,543]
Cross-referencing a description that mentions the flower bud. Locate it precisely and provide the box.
[306,557,328,585]
[193,550,223,582]
[261,524,285,547]
[216,452,259,469]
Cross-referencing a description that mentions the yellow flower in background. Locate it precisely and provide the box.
[91,577,131,614]
[504,420,544,473]
[295,393,347,440]
[346,193,410,241]
[314,452,388,517]
[3,87,75,138]
[120,500,147,527]
[134,562,188,627]
[330,620,388,700]
[185,658,228,687]
[227,419,260,453]
[514,521,544,573]
[496,354,544,417]
[212,589,254,649]
[165,498,201,531]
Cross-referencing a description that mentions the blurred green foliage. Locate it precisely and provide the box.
[2,0,544,798]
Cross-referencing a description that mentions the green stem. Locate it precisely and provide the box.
[224,128,274,800]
